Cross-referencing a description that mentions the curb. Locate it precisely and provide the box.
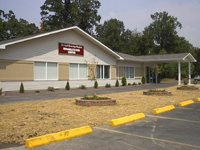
[110,113,145,127]
[179,100,194,107]
[25,126,92,149]
[153,105,175,114]
[196,98,200,102]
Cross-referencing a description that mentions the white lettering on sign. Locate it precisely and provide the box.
[62,45,82,54]
[63,48,80,52]
[68,51,76,54]
[59,43,84,55]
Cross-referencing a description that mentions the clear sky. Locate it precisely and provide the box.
[0,0,199,48]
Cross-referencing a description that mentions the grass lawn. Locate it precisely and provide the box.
[0,85,200,144]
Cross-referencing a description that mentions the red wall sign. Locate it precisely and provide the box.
[58,43,84,56]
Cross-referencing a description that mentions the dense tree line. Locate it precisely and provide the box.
[0,0,199,77]
[40,0,101,34]
[0,10,39,41]
[95,12,200,78]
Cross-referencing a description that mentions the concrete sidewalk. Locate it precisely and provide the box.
[0,83,176,104]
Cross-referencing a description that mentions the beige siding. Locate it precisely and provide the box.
[59,63,69,80]
[120,61,143,67]
[111,65,116,79]
[135,67,144,79]
[119,66,124,79]
[1,30,116,66]
[0,59,34,81]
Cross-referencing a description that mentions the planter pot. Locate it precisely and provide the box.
[143,91,172,96]
[75,97,116,106]
[177,86,198,90]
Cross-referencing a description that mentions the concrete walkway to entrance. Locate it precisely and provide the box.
[0,83,176,105]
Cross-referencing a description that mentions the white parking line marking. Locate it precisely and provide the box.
[94,127,200,149]
[118,141,147,150]
[176,107,200,111]
[146,115,200,123]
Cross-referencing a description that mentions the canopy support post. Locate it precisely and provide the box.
[188,61,191,85]
[178,61,181,85]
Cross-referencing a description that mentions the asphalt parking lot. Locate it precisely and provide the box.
[9,101,200,150]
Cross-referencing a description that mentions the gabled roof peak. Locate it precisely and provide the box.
[0,26,124,60]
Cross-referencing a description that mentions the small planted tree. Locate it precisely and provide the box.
[141,76,146,84]
[19,82,24,93]
[65,81,70,90]
[85,56,98,89]
[94,80,98,88]
[152,64,162,88]
[115,79,119,87]
[121,77,127,86]
[85,56,98,81]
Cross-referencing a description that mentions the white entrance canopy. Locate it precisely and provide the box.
[116,52,197,85]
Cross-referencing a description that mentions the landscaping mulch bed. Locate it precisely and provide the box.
[143,91,172,96]
[76,97,116,106]
[0,85,199,145]
[177,86,199,90]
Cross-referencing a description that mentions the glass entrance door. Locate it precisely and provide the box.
[146,67,155,83]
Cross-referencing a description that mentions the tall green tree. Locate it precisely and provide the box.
[95,18,125,52]
[144,11,182,54]
[40,0,101,34]
[193,47,200,75]
[0,10,39,42]
[121,29,142,55]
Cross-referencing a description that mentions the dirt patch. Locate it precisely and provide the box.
[0,85,199,144]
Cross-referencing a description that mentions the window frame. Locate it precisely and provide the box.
[124,66,135,79]
[96,65,111,79]
[69,63,88,80]
[34,61,58,81]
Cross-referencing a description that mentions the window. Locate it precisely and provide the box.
[104,65,110,79]
[69,64,87,80]
[97,65,103,79]
[69,64,78,79]
[34,62,58,80]
[124,67,134,78]
[79,64,87,79]
[97,65,110,79]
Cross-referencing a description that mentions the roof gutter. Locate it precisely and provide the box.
[123,58,183,62]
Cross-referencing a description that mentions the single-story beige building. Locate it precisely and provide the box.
[0,26,196,91]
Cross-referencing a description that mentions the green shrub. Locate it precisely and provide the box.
[132,82,137,85]
[149,89,165,92]
[141,76,146,84]
[105,83,111,88]
[194,80,198,84]
[138,82,142,85]
[121,77,127,86]
[65,81,70,90]
[93,93,99,100]
[94,80,98,88]
[83,93,89,99]
[35,90,40,93]
[80,85,87,89]
[48,86,55,92]
[115,79,119,87]
[184,80,188,85]
[19,82,24,93]
[128,83,131,86]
